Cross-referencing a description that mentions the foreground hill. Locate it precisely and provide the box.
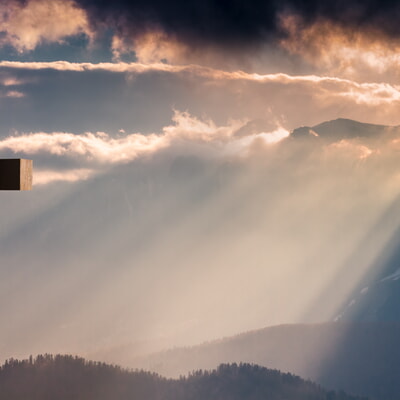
[0,355,365,400]
[135,322,400,400]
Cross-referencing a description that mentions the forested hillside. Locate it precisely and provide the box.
[0,355,366,400]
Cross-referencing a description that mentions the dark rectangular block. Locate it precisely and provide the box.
[0,159,33,190]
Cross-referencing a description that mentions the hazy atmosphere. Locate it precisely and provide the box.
[1,0,400,378]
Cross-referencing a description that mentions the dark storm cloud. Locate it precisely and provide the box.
[74,0,400,48]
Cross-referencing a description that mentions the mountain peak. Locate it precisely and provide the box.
[291,118,394,141]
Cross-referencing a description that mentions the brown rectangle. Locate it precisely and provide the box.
[0,159,33,190]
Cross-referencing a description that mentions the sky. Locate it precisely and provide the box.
[1,0,400,367]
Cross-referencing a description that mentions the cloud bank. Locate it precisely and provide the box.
[2,108,400,188]
[72,0,400,71]
[75,0,400,47]
[0,110,290,184]
[0,0,399,76]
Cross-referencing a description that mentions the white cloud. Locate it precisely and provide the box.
[0,130,168,163]
[0,111,292,184]
[34,168,95,185]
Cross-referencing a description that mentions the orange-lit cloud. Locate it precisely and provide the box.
[112,30,190,64]
[326,140,376,161]
[279,14,400,81]
[1,60,400,108]
[0,0,92,52]
[1,76,25,86]
[111,29,251,67]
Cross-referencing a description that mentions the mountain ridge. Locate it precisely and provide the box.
[0,354,366,400]
[132,321,400,400]
[290,118,398,141]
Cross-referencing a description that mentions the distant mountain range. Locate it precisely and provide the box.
[0,354,366,400]
[134,322,400,400]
